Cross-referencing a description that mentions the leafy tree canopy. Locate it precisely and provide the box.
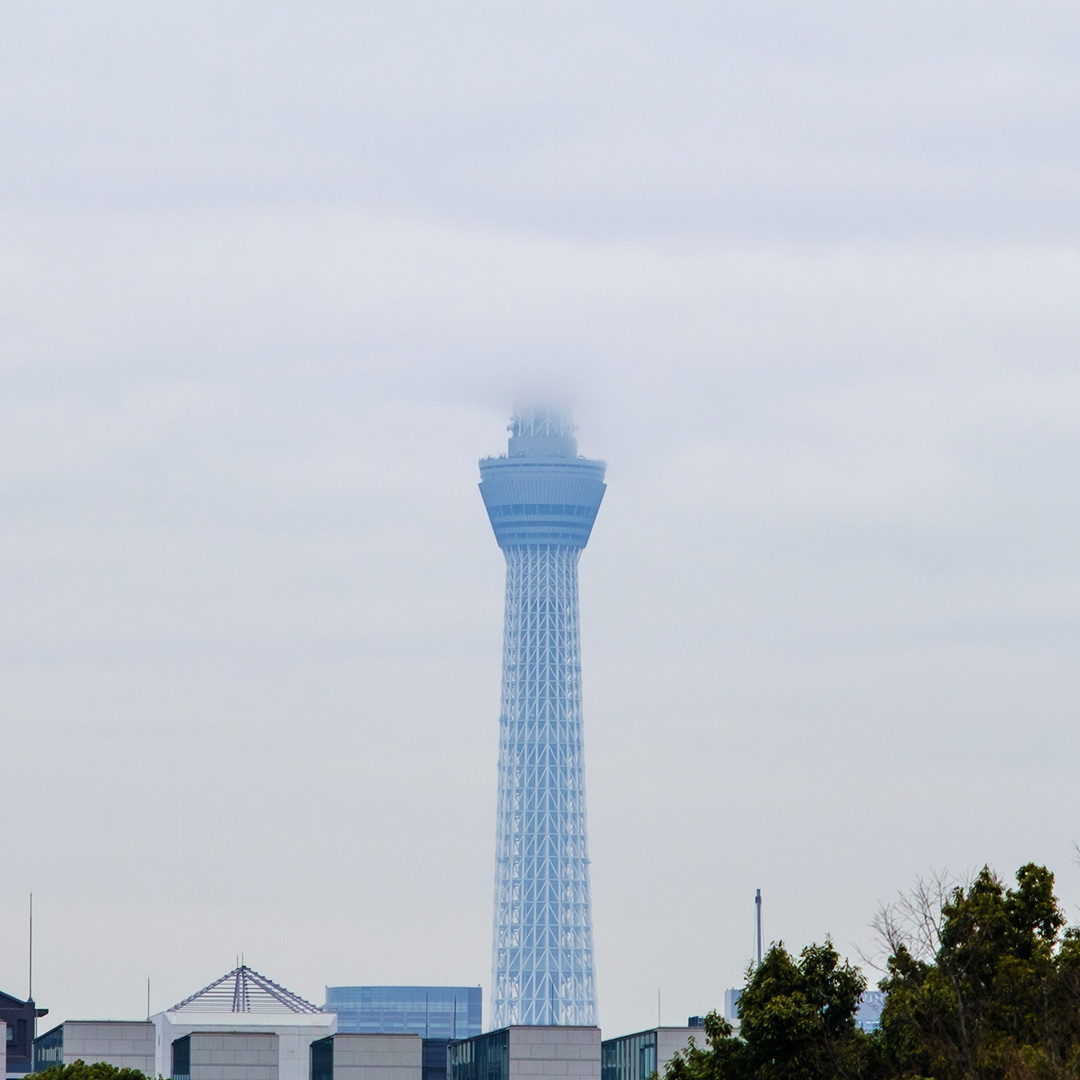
[665,863,1080,1080]
[878,863,1080,1080]
[33,1062,153,1080]
[665,940,869,1080]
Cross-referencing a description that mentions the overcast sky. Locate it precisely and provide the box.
[2,0,1079,1038]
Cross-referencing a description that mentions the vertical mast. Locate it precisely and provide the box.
[755,889,763,968]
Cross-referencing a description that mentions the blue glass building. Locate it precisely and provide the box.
[324,986,482,1040]
[479,406,606,1027]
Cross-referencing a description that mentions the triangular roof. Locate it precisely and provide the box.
[170,965,321,1014]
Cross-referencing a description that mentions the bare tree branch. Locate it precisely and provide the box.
[859,868,966,972]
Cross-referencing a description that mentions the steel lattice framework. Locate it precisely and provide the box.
[170,964,321,1014]
[479,408,606,1028]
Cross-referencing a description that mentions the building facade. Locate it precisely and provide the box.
[309,1033,422,1080]
[0,990,48,1075]
[172,1031,278,1080]
[34,1021,155,1075]
[324,988,481,1041]
[479,407,606,1027]
[449,1026,600,1080]
[152,964,335,1080]
[601,1026,703,1080]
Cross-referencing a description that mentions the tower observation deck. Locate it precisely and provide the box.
[479,406,605,1028]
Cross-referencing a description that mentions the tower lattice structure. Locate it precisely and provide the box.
[479,406,606,1028]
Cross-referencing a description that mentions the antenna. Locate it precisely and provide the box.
[147,977,151,1021]
[28,891,33,1001]
[755,889,763,968]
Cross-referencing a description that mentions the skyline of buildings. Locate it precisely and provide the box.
[479,407,607,1027]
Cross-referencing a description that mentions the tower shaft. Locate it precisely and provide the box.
[480,408,605,1028]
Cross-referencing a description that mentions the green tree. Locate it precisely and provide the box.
[33,1062,153,1080]
[878,863,1080,1080]
[665,940,870,1080]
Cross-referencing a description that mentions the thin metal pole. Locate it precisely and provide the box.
[657,988,661,1028]
[28,891,33,1000]
[147,977,151,1021]
[755,889,763,968]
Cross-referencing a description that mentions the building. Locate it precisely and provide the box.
[855,991,886,1033]
[722,989,741,1026]
[324,986,480,1080]
[34,1021,154,1074]
[310,1033,422,1080]
[479,407,606,1027]
[324,988,481,1040]
[601,1026,704,1080]
[449,1026,600,1080]
[151,964,335,1080]
[0,990,48,1075]
[171,1031,278,1080]
[724,987,885,1033]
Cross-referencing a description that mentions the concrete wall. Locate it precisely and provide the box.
[654,1030,699,1075]
[153,1009,335,1080]
[189,1031,279,1080]
[1,1020,7,1079]
[508,1026,600,1080]
[332,1033,423,1080]
[62,1021,156,1073]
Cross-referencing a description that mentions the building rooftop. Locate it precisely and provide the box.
[170,965,321,1014]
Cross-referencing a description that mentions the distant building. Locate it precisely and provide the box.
[449,1026,600,1080]
[151,964,335,1080]
[310,1033,422,1080]
[0,990,48,1075]
[324,986,481,1080]
[722,989,741,1025]
[601,1025,704,1080]
[855,991,886,1033]
[723,987,885,1033]
[34,1021,154,1074]
[324,987,481,1040]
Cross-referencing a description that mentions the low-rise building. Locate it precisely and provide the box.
[324,989,481,1042]
[0,990,48,1075]
[34,1021,155,1074]
[152,964,335,1080]
[449,1026,600,1080]
[172,1031,278,1080]
[601,1025,703,1080]
[310,1032,422,1080]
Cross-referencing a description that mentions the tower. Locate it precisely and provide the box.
[479,406,606,1028]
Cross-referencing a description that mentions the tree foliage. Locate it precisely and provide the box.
[878,863,1080,1080]
[664,863,1080,1080]
[33,1063,152,1080]
[665,940,869,1080]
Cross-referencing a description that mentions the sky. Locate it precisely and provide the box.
[2,0,1079,1039]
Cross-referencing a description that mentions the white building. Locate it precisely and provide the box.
[151,964,336,1080]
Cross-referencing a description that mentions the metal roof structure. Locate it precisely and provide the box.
[170,965,321,1014]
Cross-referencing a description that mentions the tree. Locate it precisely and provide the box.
[33,1063,153,1080]
[877,863,1080,1080]
[665,940,870,1080]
